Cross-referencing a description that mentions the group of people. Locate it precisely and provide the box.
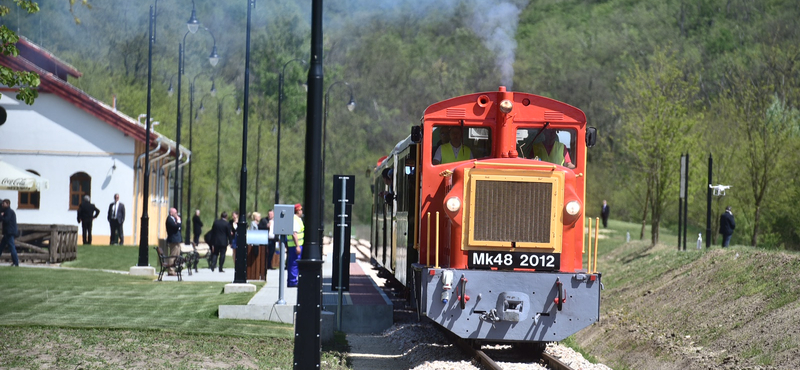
[76,194,125,245]
[185,203,305,286]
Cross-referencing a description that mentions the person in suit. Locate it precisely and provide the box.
[77,195,100,245]
[0,199,19,266]
[209,212,233,272]
[192,209,203,245]
[601,200,610,228]
[165,207,182,275]
[719,206,736,248]
[107,193,125,245]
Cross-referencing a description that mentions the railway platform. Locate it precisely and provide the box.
[213,238,393,335]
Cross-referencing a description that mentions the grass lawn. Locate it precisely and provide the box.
[0,245,350,369]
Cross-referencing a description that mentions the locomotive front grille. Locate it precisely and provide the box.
[464,168,564,251]
[473,180,552,243]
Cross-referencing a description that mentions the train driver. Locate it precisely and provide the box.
[530,129,576,169]
[433,126,473,165]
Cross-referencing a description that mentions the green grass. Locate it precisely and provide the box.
[62,244,162,272]
[0,245,351,369]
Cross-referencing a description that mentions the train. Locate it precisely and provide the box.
[371,86,601,344]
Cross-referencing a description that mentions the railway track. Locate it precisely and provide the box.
[455,337,576,370]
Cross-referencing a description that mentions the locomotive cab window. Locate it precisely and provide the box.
[516,128,577,168]
[432,125,492,165]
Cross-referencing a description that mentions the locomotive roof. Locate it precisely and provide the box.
[376,134,413,170]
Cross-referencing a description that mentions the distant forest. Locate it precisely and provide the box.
[5,0,800,249]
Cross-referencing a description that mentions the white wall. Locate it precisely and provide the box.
[0,93,137,241]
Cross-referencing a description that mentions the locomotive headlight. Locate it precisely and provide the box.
[446,197,462,213]
[499,99,513,113]
[566,200,581,216]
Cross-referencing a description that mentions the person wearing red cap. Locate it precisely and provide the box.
[286,203,304,287]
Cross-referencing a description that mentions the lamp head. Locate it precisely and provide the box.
[199,103,205,113]
[347,98,356,112]
[210,81,217,97]
[168,82,174,97]
[187,7,200,34]
[236,105,242,115]
[208,46,219,67]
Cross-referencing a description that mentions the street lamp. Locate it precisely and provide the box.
[321,80,355,239]
[211,94,240,219]
[274,58,308,207]
[234,0,256,284]
[138,0,206,266]
[172,25,219,216]
[184,72,214,245]
[138,5,157,267]
[295,0,325,366]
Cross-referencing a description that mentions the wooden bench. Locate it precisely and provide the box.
[154,246,185,282]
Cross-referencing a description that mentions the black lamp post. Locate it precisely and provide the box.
[138,5,156,266]
[234,0,255,284]
[173,25,219,216]
[295,0,324,367]
[274,58,308,207]
[212,94,240,219]
[321,81,355,239]
[184,73,215,245]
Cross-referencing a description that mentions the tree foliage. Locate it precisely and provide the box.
[6,0,800,248]
[615,48,702,245]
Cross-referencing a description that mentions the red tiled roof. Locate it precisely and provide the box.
[16,36,82,81]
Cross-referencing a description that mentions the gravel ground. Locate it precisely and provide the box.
[346,239,613,370]
[349,320,613,370]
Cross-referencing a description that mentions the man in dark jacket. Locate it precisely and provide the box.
[77,195,100,245]
[107,193,125,245]
[192,209,203,245]
[165,207,182,275]
[0,199,19,266]
[601,200,610,228]
[209,212,233,272]
[719,206,735,248]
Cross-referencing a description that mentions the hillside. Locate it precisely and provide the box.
[580,220,800,369]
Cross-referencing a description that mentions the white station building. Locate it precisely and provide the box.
[0,36,189,246]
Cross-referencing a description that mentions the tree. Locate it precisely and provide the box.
[615,48,702,245]
[0,1,41,104]
[720,60,799,246]
[0,0,91,105]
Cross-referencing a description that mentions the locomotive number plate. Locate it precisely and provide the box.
[468,251,560,270]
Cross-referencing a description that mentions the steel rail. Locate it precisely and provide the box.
[541,351,575,370]
[454,338,502,370]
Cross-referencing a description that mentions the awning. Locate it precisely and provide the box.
[0,159,50,191]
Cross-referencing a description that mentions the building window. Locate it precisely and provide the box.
[69,172,91,210]
[18,170,41,209]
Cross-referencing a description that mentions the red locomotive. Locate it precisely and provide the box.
[372,86,601,343]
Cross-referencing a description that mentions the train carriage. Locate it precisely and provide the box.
[372,86,601,343]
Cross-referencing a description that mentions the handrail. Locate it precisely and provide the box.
[473,161,557,170]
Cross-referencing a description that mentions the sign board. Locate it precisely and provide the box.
[274,204,295,235]
[332,175,355,204]
[246,230,271,245]
[680,154,687,199]
[332,175,355,291]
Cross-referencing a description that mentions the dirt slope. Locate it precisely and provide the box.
[577,243,800,370]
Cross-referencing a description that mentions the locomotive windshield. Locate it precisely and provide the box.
[432,125,492,165]
[516,128,577,168]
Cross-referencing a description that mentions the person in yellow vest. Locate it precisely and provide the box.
[433,126,473,165]
[286,203,304,287]
[530,129,576,169]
